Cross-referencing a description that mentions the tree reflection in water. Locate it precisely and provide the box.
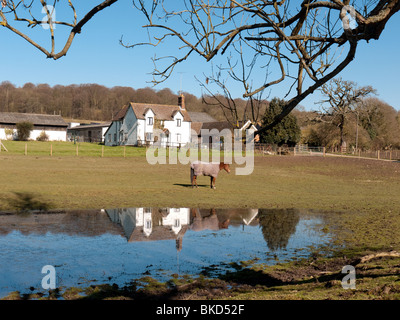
[258,209,300,251]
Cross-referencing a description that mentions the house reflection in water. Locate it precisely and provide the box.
[105,207,190,251]
[105,208,259,251]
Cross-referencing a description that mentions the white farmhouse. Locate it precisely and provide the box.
[0,112,68,141]
[104,95,192,147]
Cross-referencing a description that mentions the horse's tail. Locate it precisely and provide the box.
[190,166,193,184]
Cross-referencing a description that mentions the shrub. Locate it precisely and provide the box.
[36,131,49,142]
[16,121,34,141]
[4,128,15,140]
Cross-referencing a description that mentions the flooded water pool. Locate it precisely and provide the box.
[0,208,332,297]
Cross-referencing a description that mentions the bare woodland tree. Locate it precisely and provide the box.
[196,44,268,127]
[316,77,376,148]
[1,1,399,132]
[129,0,400,134]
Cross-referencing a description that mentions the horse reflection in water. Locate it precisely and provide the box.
[189,208,230,231]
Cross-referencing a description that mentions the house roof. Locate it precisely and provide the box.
[129,102,192,122]
[192,120,257,136]
[112,105,130,121]
[0,112,68,127]
[68,122,111,131]
[200,121,235,132]
[191,121,234,135]
[191,122,203,135]
[188,112,217,123]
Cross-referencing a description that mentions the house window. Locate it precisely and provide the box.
[176,118,181,127]
[114,133,117,142]
[174,219,180,228]
[108,134,111,142]
[148,117,154,125]
[145,220,152,229]
[176,133,181,143]
[146,132,153,141]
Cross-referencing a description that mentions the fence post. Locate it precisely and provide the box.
[377,150,380,160]
[323,147,326,157]
[50,144,53,157]
[390,150,392,161]
[76,145,79,156]
[25,143,27,156]
[124,146,126,158]
[0,140,8,152]
[102,145,104,158]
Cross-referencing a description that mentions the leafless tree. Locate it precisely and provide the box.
[195,41,268,127]
[316,77,376,147]
[128,0,400,133]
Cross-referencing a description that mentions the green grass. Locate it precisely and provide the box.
[1,141,400,213]
[0,140,147,157]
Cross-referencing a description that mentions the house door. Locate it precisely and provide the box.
[161,133,169,148]
[161,129,170,148]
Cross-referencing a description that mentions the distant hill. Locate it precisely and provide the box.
[0,82,231,122]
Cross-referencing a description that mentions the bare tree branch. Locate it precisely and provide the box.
[0,0,119,59]
[128,0,399,134]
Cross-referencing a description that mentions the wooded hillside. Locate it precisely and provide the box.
[0,81,242,122]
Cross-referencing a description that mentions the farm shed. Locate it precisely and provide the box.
[67,122,111,143]
[0,112,68,141]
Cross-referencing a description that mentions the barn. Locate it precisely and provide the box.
[67,122,111,143]
[0,112,68,141]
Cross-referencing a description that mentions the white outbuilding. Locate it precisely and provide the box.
[0,112,68,141]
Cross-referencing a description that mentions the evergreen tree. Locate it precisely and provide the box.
[260,98,301,146]
[16,121,33,141]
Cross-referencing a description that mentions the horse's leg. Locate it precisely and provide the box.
[211,177,216,189]
[194,175,198,188]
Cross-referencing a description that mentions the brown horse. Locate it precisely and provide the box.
[190,161,230,189]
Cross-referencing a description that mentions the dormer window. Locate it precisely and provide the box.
[148,117,154,125]
[176,118,181,127]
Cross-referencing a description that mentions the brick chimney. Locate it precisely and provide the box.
[178,93,185,110]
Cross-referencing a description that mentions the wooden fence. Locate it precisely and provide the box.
[254,143,400,161]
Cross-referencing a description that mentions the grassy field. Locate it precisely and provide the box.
[0,140,147,157]
[1,141,400,210]
[1,140,400,300]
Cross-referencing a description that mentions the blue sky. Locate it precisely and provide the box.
[0,1,399,111]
